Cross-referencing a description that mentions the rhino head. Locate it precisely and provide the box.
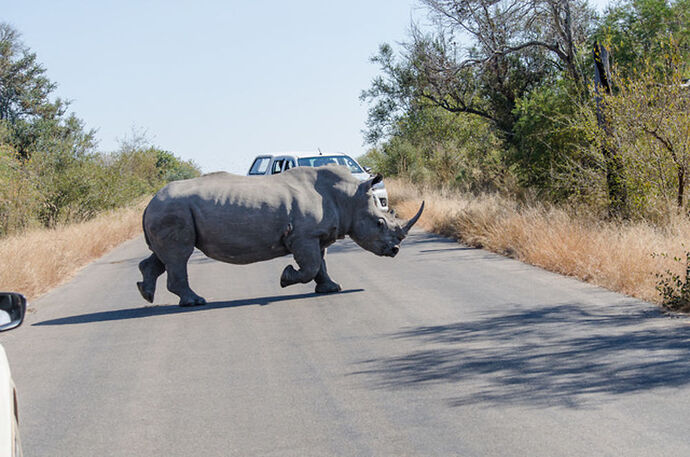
[349,174,425,257]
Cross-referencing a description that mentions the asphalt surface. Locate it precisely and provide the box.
[2,230,690,456]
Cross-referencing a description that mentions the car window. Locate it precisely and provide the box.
[339,157,363,173]
[298,155,363,173]
[271,159,285,174]
[249,157,270,175]
[285,159,295,170]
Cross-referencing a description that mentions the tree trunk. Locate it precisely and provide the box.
[678,167,685,209]
[593,42,628,218]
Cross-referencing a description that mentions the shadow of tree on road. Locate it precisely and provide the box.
[33,289,364,326]
[354,304,690,408]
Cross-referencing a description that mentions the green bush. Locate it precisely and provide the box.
[0,147,40,234]
[0,135,201,235]
[359,105,509,192]
[654,249,690,311]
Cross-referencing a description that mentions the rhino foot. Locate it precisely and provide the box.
[137,281,154,303]
[315,281,342,294]
[280,265,298,288]
[178,295,207,307]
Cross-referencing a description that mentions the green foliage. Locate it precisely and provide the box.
[359,105,508,191]
[359,43,419,145]
[359,139,420,178]
[361,0,689,217]
[0,23,69,158]
[1,136,201,232]
[654,249,690,311]
[24,140,201,229]
[602,40,690,216]
[361,0,598,149]
[598,0,690,77]
[511,80,607,205]
[0,144,41,234]
[155,150,200,182]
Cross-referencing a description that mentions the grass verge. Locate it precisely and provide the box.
[0,200,146,300]
[388,179,690,307]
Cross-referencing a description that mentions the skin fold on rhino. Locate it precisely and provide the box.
[137,166,424,306]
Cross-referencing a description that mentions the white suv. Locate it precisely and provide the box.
[0,292,27,457]
[248,152,389,210]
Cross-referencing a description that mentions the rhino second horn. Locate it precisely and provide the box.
[402,201,425,234]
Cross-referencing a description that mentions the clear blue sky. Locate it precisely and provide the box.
[3,0,610,174]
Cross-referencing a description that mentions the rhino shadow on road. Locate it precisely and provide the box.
[354,301,690,408]
[32,289,364,326]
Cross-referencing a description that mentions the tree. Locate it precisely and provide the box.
[0,22,88,161]
[410,0,596,128]
[0,23,65,124]
[598,0,690,77]
[421,0,595,84]
[592,0,689,215]
[604,41,690,211]
[360,0,599,199]
[361,0,597,146]
[360,43,419,144]
[511,79,597,196]
[360,0,690,219]
[155,150,201,182]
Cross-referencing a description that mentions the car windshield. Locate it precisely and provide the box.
[248,157,271,175]
[297,155,363,174]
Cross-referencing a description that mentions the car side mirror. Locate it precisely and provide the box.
[363,166,372,174]
[0,293,27,332]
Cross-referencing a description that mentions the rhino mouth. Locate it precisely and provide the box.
[386,245,400,257]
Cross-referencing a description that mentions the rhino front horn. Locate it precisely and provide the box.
[402,201,425,234]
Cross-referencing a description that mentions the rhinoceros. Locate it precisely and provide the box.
[136,165,424,306]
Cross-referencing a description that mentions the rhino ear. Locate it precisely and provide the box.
[360,174,383,192]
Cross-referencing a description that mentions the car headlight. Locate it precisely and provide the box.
[372,181,385,190]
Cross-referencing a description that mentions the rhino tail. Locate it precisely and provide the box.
[142,205,152,248]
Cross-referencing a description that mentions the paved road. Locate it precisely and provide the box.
[2,231,690,456]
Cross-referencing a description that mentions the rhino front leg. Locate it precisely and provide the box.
[280,239,322,288]
[314,249,341,294]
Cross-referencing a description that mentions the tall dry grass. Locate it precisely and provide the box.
[0,200,146,299]
[388,179,690,305]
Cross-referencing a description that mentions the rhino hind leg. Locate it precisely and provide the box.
[137,253,165,303]
[314,249,341,294]
[166,260,206,307]
[146,212,206,306]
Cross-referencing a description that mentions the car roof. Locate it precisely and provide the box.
[261,151,350,159]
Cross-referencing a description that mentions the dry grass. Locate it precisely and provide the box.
[389,179,690,306]
[0,199,146,300]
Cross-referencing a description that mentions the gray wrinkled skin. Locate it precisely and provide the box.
[137,166,424,306]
